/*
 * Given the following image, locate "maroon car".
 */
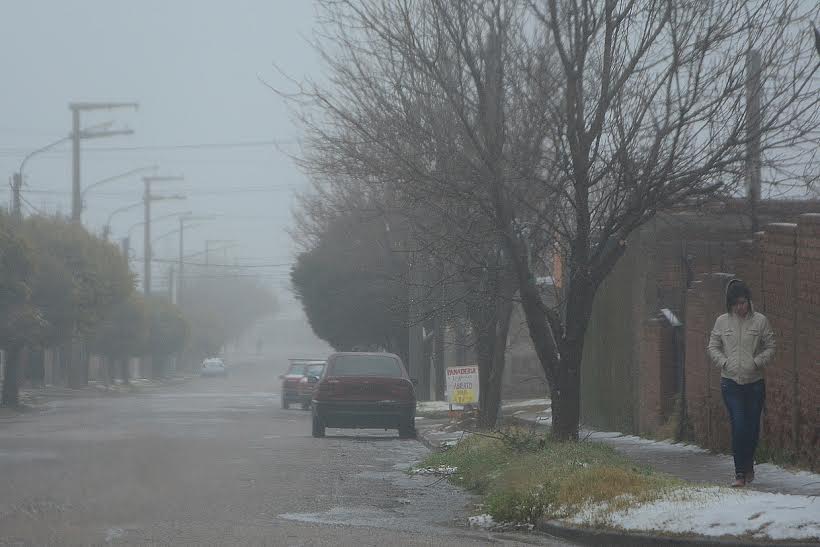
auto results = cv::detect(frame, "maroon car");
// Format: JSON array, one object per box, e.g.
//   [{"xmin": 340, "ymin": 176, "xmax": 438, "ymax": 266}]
[
  {"xmin": 297, "ymin": 362, "xmax": 326, "ymax": 410},
  {"xmin": 280, "ymin": 359, "xmax": 325, "ymax": 409},
  {"xmin": 311, "ymin": 352, "xmax": 416, "ymax": 438}
]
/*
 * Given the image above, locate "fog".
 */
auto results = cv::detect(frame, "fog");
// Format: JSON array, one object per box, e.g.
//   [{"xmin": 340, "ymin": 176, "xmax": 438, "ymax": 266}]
[{"xmin": 0, "ymin": 0, "xmax": 318, "ymax": 320}]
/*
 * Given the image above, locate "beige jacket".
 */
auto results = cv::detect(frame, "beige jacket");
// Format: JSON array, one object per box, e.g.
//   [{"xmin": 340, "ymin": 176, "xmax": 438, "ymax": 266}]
[{"xmin": 707, "ymin": 310, "xmax": 775, "ymax": 385}]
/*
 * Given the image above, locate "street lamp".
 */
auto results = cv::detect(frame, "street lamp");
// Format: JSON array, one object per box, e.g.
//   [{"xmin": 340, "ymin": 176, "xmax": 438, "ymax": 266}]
[
  {"xmin": 102, "ymin": 201, "xmax": 143, "ymax": 240},
  {"xmin": 10, "ymin": 121, "xmax": 122, "ymax": 218},
  {"xmin": 81, "ymin": 165, "xmax": 158, "ymax": 212}
]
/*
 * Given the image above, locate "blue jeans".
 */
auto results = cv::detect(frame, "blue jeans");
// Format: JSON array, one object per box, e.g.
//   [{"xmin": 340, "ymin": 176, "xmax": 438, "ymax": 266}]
[{"xmin": 720, "ymin": 378, "xmax": 765, "ymax": 477}]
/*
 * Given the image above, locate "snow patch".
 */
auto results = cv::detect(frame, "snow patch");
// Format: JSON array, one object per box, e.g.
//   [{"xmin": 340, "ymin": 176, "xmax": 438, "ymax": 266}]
[
  {"xmin": 468, "ymin": 514, "xmax": 496, "ymax": 528},
  {"xmin": 565, "ymin": 487, "xmax": 820, "ymax": 541},
  {"xmin": 410, "ymin": 465, "xmax": 458, "ymax": 476}
]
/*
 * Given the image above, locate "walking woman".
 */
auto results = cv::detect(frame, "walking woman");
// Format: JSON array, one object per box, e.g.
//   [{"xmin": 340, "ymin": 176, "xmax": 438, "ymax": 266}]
[{"xmin": 707, "ymin": 279, "xmax": 776, "ymax": 487}]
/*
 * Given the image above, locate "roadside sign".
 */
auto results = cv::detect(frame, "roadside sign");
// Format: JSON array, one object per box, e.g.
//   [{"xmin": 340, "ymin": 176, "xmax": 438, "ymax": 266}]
[{"xmin": 446, "ymin": 365, "xmax": 479, "ymax": 405}]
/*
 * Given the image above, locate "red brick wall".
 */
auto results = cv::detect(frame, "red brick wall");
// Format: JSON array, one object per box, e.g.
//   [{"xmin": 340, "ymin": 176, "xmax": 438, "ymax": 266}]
[
  {"xmin": 796, "ymin": 214, "xmax": 820, "ymax": 466},
  {"xmin": 760, "ymin": 223, "xmax": 799, "ymax": 455},
  {"xmin": 684, "ymin": 215, "xmax": 820, "ymax": 469},
  {"xmin": 684, "ymin": 274, "xmax": 733, "ymax": 451},
  {"xmin": 638, "ymin": 316, "xmax": 678, "ymax": 435},
  {"xmin": 639, "ymin": 318, "xmax": 663, "ymax": 434}
]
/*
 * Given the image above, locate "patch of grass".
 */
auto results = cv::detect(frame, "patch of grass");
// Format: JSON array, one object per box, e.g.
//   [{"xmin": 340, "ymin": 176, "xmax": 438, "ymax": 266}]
[{"xmin": 419, "ymin": 427, "xmax": 683, "ymax": 525}]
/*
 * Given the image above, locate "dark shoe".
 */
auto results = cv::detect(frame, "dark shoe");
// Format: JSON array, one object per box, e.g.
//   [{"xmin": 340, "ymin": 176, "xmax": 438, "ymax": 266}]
[{"xmin": 731, "ymin": 474, "xmax": 746, "ymax": 488}]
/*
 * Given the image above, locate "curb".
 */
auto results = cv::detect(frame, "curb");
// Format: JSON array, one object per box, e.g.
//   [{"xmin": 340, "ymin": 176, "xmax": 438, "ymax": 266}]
[
  {"xmin": 415, "ymin": 425, "xmax": 450, "ymax": 452},
  {"xmin": 535, "ymin": 519, "xmax": 819, "ymax": 547}
]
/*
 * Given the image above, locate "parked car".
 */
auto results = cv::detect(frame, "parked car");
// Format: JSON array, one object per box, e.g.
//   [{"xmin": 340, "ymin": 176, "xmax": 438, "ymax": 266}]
[
  {"xmin": 280, "ymin": 359, "xmax": 325, "ymax": 409},
  {"xmin": 200, "ymin": 357, "xmax": 227, "ymax": 377},
  {"xmin": 297, "ymin": 362, "xmax": 326, "ymax": 410},
  {"xmin": 311, "ymin": 352, "xmax": 416, "ymax": 438}
]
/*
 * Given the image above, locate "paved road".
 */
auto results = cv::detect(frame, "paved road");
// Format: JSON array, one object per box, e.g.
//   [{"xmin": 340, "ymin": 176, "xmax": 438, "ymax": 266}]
[{"xmin": 0, "ymin": 363, "xmax": 570, "ymax": 546}]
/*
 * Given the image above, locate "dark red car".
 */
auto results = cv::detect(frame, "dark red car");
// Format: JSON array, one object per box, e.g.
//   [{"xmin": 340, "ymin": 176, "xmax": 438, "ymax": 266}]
[
  {"xmin": 296, "ymin": 362, "xmax": 326, "ymax": 410},
  {"xmin": 280, "ymin": 359, "xmax": 325, "ymax": 409},
  {"xmin": 311, "ymin": 352, "xmax": 416, "ymax": 439}
]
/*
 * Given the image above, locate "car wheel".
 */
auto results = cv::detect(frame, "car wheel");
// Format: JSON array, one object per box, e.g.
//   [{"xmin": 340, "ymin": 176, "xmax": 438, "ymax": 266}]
[
  {"xmin": 398, "ymin": 420, "xmax": 416, "ymax": 439},
  {"xmin": 281, "ymin": 395, "xmax": 289, "ymax": 410},
  {"xmin": 300, "ymin": 400, "xmax": 311, "ymax": 410},
  {"xmin": 311, "ymin": 414, "xmax": 325, "ymax": 438}
]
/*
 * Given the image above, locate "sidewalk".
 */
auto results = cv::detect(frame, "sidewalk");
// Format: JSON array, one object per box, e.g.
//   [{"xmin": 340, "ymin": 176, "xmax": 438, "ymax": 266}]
[
  {"xmin": 415, "ymin": 399, "xmax": 820, "ymax": 544},
  {"xmin": 0, "ymin": 376, "xmax": 195, "ymax": 416},
  {"xmin": 508, "ymin": 404, "xmax": 820, "ymax": 497}
]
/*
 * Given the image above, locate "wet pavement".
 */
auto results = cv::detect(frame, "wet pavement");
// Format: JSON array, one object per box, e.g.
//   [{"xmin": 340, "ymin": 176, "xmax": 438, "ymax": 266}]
[{"xmin": 0, "ymin": 364, "xmax": 571, "ymax": 546}]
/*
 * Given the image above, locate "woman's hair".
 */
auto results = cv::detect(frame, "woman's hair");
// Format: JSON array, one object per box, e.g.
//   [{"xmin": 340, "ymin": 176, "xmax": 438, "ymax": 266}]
[{"xmin": 726, "ymin": 279, "xmax": 752, "ymax": 311}]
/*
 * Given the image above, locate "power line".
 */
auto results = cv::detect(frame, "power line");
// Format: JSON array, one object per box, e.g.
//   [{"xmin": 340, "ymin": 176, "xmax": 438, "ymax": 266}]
[
  {"xmin": 0, "ymin": 139, "xmax": 298, "ymax": 155},
  {"xmin": 25, "ymin": 185, "xmax": 299, "ymax": 197}
]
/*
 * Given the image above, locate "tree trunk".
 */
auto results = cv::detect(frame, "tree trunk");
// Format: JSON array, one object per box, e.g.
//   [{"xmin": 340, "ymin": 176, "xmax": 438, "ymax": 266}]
[
  {"xmin": 102, "ymin": 355, "xmax": 111, "ymax": 387},
  {"xmin": 475, "ymin": 333, "xmax": 496, "ymax": 427},
  {"xmin": 120, "ymin": 359, "xmax": 130, "ymax": 385},
  {"xmin": 417, "ymin": 326, "xmax": 432, "ymax": 401},
  {"xmin": 473, "ymin": 270, "xmax": 515, "ymax": 429},
  {"xmin": 550, "ymin": 339, "xmax": 583, "ymax": 441},
  {"xmin": 433, "ymin": 319, "xmax": 446, "ymax": 400},
  {"xmin": 1, "ymin": 345, "xmax": 23, "ymax": 407},
  {"xmin": 67, "ymin": 337, "xmax": 86, "ymax": 389},
  {"xmin": 454, "ymin": 317, "xmax": 467, "ymax": 367}
]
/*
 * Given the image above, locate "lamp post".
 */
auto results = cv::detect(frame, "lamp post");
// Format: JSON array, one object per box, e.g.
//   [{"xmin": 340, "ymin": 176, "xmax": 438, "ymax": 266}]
[{"xmin": 81, "ymin": 165, "xmax": 157, "ymax": 215}]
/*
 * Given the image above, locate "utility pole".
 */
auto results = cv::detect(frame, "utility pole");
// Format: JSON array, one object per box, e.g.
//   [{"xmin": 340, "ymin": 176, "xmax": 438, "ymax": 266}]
[
  {"xmin": 205, "ymin": 239, "xmax": 236, "ymax": 266},
  {"xmin": 142, "ymin": 175, "xmax": 184, "ymax": 295},
  {"xmin": 69, "ymin": 101, "xmax": 138, "ymax": 223},
  {"xmin": 168, "ymin": 266, "xmax": 175, "ymax": 303},
  {"xmin": 178, "ymin": 215, "xmax": 215, "ymax": 308},
  {"xmin": 11, "ymin": 173, "xmax": 22, "ymax": 219},
  {"xmin": 121, "ymin": 237, "xmax": 130, "ymax": 262},
  {"xmin": 746, "ymin": 50, "xmax": 762, "ymax": 232}
]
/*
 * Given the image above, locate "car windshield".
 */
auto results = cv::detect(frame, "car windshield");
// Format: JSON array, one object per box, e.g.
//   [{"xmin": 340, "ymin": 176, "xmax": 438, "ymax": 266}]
[
  {"xmin": 287, "ymin": 364, "xmax": 307, "ymax": 375},
  {"xmin": 305, "ymin": 364, "xmax": 324, "ymax": 377},
  {"xmin": 331, "ymin": 355, "xmax": 403, "ymax": 377}
]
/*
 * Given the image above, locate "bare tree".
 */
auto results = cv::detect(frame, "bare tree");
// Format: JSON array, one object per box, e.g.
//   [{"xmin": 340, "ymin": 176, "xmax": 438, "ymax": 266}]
[
  {"xmin": 280, "ymin": 0, "xmax": 818, "ymax": 438},
  {"xmin": 503, "ymin": 0, "xmax": 820, "ymax": 439}
]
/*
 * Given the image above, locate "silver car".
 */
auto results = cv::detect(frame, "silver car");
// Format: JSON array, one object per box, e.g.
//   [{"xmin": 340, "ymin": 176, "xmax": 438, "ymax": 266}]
[{"xmin": 200, "ymin": 357, "xmax": 228, "ymax": 377}]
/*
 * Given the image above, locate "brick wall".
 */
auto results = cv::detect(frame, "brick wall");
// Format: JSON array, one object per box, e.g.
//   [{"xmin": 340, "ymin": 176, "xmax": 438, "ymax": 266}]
[
  {"xmin": 683, "ymin": 215, "xmax": 820, "ymax": 469},
  {"xmin": 796, "ymin": 214, "xmax": 820, "ymax": 465},
  {"xmin": 760, "ymin": 223, "xmax": 799, "ymax": 454}
]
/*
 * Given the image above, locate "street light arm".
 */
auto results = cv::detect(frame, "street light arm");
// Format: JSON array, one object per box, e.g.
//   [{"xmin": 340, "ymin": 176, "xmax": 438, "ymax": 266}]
[
  {"xmin": 106, "ymin": 201, "xmax": 143, "ymax": 227},
  {"xmin": 19, "ymin": 136, "xmax": 71, "ymax": 176},
  {"xmin": 69, "ymin": 102, "xmax": 139, "ymax": 111},
  {"xmin": 127, "ymin": 210, "xmax": 192, "ymax": 239},
  {"xmin": 153, "ymin": 224, "xmax": 203, "ymax": 245},
  {"xmin": 82, "ymin": 165, "xmax": 158, "ymax": 200},
  {"xmin": 78, "ymin": 128, "xmax": 134, "ymax": 140}
]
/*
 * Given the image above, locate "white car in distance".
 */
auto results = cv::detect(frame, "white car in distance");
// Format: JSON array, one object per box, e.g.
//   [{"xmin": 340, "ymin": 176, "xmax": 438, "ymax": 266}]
[{"xmin": 200, "ymin": 357, "xmax": 228, "ymax": 378}]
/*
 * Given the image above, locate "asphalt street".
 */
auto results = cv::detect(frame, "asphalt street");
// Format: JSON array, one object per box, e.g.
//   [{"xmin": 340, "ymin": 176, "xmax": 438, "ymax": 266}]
[{"xmin": 0, "ymin": 362, "xmax": 571, "ymax": 546}]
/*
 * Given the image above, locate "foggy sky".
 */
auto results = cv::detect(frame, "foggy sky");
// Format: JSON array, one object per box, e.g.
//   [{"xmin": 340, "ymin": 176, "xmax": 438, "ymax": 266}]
[{"xmin": 0, "ymin": 1, "xmax": 319, "ymax": 317}]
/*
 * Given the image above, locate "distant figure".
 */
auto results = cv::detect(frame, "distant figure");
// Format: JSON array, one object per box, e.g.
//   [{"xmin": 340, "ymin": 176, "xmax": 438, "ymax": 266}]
[{"xmin": 707, "ymin": 279, "xmax": 775, "ymax": 488}]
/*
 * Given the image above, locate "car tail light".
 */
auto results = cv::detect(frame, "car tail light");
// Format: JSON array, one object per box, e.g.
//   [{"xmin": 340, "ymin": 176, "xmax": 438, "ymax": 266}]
[{"xmin": 389, "ymin": 383, "xmax": 411, "ymax": 398}]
